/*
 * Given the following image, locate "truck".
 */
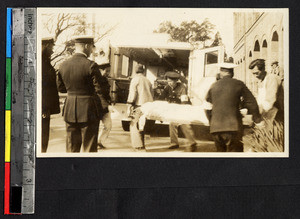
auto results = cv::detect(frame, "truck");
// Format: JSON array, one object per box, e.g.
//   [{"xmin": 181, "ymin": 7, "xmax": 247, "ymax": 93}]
[{"xmin": 100, "ymin": 36, "xmax": 227, "ymax": 135}]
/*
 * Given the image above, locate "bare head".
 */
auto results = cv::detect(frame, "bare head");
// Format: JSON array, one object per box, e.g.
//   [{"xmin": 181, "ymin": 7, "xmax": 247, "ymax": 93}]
[{"xmin": 249, "ymin": 59, "xmax": 266, "ymax": 80}]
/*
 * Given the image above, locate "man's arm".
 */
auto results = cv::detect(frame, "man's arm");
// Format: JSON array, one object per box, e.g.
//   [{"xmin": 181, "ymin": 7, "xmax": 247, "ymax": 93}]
[
  {"xmin": 90, "ymin": 62, "xmax": 110, "ymax": 113},
  {"xmin": 180, "ymin": 84, "xmax": 190, "ymax": 104},
  {"xmin": 56, "ymin": 71, "xmax": 67, "ymax": 93},
  {"xmin": 204, "ymin": 88, "xmax": 212, "ymax": 122},
  {"xmin": 241, "ymin": 82, "xmax": 262, "ymax": 123},
  {"xmin": 127, "ymin": 78, "xmax": 137, "ymax": 105}
]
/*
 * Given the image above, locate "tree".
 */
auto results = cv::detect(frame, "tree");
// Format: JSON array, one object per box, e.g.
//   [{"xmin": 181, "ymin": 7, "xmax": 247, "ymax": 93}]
[
  {"xmin": 42, "ymin": 13, "xmax": 118, "ymax": 68},
  {"xmin": 210, "ymin": 31, "xmax": 223, "ymax": 47},
  {"xmin": 154, "ymin": 19, "xmax": 215, "ymax": 47}
]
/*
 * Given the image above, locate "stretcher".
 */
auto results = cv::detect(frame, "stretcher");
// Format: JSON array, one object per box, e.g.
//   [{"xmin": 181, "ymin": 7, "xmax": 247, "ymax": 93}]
[{"xmin": 139, "ymin": 101, "xmax": 254, "ymax": 127}]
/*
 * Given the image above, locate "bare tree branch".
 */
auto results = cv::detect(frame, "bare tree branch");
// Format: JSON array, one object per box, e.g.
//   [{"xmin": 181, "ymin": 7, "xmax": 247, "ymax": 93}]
[{"xmin": 51, "ymin": 44, "xmax": 68, "ymax": 61}]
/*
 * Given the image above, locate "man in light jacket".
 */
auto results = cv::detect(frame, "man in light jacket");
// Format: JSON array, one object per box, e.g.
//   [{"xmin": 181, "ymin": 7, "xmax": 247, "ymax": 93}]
[{"xmin": 127, "ymin": 64, "xmax": 154, "ymax": 150}]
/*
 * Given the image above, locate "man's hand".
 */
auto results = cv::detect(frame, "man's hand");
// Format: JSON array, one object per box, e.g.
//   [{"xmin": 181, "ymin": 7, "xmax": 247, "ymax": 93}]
[
  {"xmin": 255, "ymin": 120, "xmax": 265, "ymax": 129},
  {"xmin": 126, "ymin": 104, "xmax": 133, "ymax": 118}
]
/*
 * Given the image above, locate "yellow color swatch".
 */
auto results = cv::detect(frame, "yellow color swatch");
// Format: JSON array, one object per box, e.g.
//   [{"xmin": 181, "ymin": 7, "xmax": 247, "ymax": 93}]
[{"xmin": 5, "ymin": 110, "xmax": 11, "ymax": 162}]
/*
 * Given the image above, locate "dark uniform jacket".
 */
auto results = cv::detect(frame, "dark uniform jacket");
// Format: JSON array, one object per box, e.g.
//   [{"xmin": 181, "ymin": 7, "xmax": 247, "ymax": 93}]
[
  {"xmin": 206, "ymin": 76, "xmax": 261, "ymax": 133},
  {"xmin": 42, "ymin": 54, "xmax": 60, "ymax": 115},
  {"xmin": 160, "ymin": 82, "xmax": 189, "ymax": 104},
  {"xmin": 57, "ymin": 53, "xmax": 104, "ymax": 123},
  {"xmin": 98, "ymin": 76, "xmax": 111, "ymax": 114}
]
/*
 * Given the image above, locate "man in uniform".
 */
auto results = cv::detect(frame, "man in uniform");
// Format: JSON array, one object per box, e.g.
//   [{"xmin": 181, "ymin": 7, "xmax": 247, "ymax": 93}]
[
  {"xmin": 249, "ymin": 59, "xmax": 284, "ymax": 122},
  {"xmin": 206, "ymin": 63, "xmax": 262, "ymax": 152},
  {"xmin": 57, "ymin": 36, "xmax": 104, "ymax": 152},
  {"xmin": 97, "ymin": 63, "xmax": 112, "ymax": 149},
  {"xmin": 160, "ymin": 71, "xmax": 197, "ymax": 151},
  {"xmin": 127, "ymin": 64, "xmax": 154, "ymax": 150},
  {"xmin": 42, "ymin": 37, "xmax": 60, "ymax": 152}
]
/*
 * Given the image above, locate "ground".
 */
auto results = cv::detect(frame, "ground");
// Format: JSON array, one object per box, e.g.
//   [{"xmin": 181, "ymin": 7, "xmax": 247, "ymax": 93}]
[{"xmin": 46, "ymin": 104, "xmax": 218, "ymax": 154}]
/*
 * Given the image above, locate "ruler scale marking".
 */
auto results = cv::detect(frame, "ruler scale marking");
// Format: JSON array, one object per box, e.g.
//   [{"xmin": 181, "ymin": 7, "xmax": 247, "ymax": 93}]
[
  {"xmin": 11, "ymin": 9, "xmax": 25, "ymax": 198},
  {"xmin": 21, "ymin": 8, "xmax": 36, "ymax": 214}
]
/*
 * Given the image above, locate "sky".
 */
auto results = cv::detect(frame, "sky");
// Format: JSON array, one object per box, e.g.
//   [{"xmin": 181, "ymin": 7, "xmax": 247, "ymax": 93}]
[{"xmin": 39, "ymin": 8, "xmax": 235, "ymax": 55}]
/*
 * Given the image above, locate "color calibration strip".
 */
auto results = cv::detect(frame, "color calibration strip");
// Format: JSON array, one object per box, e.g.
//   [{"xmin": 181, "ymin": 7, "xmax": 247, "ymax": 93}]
[
  {"xmin": 5, "ymin": 7, "xmax": 12, "ymax": 215},
  {"xmin": 4, "ymin": 8, "xmax": 37, "ymax": 215}
]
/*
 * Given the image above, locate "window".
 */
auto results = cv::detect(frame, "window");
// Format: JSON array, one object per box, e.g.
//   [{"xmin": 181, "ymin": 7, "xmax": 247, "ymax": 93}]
[
  {"xmin": 205, "ymin": 51, "xmax": 218, "ymax": 65},
  {"xmin": 204, "ymin": 51, "xmax": 219, "ymax": 77},
  {"xmin": 272, "ymin": 31, "xmax": 279, "ymax": 41},
  {"xmin": 121, "ymin": 55, "xmax": 129, "ymax": 77},
  {"xmin": 254, "ymin": 40, "xmax": 260, "ymax": 51}
]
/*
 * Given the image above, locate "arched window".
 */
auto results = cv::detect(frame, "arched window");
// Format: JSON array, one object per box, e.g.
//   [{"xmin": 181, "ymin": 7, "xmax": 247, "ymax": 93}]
[
  {"xmin": 262, "ymin": 40, "xmax": 267, "ymax": 47},
  {"xmin": 271, "ymin": 31, "xmax": 279, "ymax": 63},
  {"xmin": 254, "ymin": 40, "xmax": 260, "ymax": 51},
  {"xmin": 272, "ymin": 31, "xmax": 279, "ymax": 41},
  {"xmin": 253, "ymin": 40, "xmax": 260, "ymax": 59},
  {"xmin": 261, "ymin": 39, "xmax": 268, "ymax": 60},
  {"xmin": 249, "ymin": 51, "xmax": 252, "ymax": 57}
]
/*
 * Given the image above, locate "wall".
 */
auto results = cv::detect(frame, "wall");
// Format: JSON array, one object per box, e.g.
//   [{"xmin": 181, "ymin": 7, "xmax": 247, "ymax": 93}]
[{"xmin": 233, "ymin": 12, "xmax": 285, "ymax": 96}]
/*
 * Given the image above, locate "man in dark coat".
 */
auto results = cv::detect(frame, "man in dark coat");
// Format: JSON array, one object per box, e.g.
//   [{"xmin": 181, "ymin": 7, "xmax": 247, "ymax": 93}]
[
  {"xmin": 97, "ymin": 63, "xmax": 112, "ymax": 149},
  {"xmin": 206, "ymin": 63, "xmax": 262, "ymax": 152},
  {"xmin": 42, "ymin": 37, "xmax": 60, "ymax": 153},
  {"xmin": 160, "ymin": 71, "xmax": 197, "ymax": 151},
  {"xmin": 57, "ymin": 36, "xmax": 104, "ymax": 152}
]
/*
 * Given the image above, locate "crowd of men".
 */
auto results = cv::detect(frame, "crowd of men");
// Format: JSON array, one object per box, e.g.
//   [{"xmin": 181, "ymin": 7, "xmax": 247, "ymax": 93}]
[{"xmin": 42, "ymin": 35, "xmax": 284, "ymax": 153}]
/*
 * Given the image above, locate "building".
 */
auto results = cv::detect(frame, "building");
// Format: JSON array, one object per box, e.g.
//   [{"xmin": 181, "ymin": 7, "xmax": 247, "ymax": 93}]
[{"xmin": 233, "ymin": 11, "xmax": 286, "ymax": 96}]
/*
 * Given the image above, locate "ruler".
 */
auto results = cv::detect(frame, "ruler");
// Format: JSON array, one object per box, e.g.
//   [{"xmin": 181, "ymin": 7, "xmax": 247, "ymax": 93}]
[
  {"xmin": 4, "ymin": 8, "xmax": 36, "ymax": 215},
  {"xmin": 22, "ymin": 8, "xmax": 37, "ymax": 214}
]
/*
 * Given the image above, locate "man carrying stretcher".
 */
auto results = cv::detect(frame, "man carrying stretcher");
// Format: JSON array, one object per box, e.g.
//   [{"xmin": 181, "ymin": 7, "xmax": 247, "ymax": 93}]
[{"xmin": 159, "ymin": 71, "xmax": 197, "ymax": 152}]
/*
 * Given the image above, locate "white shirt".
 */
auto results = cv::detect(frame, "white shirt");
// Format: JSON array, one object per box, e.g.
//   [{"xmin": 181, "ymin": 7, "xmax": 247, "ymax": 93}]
[{"xmin": 257, "ymin": 73, "xmax": 281, "ymax": 113}]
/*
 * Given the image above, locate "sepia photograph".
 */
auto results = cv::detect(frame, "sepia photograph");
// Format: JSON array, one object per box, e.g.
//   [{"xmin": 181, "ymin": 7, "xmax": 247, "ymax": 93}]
[{"xmin": 36, "ymin": 8, "xmax": 289, "ymax": 157}]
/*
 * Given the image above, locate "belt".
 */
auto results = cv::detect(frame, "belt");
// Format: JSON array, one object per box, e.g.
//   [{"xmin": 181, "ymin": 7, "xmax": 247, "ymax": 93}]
[{"xmin": 67, "ymin": 93, "xmax": 94, "ymax": 97}]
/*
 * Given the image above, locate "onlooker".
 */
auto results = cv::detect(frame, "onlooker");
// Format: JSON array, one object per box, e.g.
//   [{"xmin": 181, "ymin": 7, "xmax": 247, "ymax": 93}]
[
  {"xmin": 206, "ymin": 63, "xmax": 261, "ymax": 152},
  {"xmin": 249, "ymin": 59, "xmax": 284, "ymax": 122},
  {"xmin": 42, "ymin": 37, "xmax": 60, "ymax": 153},
  {"xmin": 271, "ymin": 61, "xmax": 284, "ymax": 81},
  {"xmin": 160, "ymin": 71, "xmax": 197, "ymax": 151},
  {"xmin": 57, "ymin": 36, "xmax": 105, "ymax": 152},
  {"xmin": 97, "ymin": 63, "xmax": 112, "ymax": 149},
  {"xmin": 127, "ymin": 64, "xmax": 154, "ymax": 150}
]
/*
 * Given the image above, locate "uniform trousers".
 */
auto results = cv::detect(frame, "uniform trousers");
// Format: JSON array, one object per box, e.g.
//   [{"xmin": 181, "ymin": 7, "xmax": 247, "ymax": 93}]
[
  {"xmin": 42, "ymin": 117, "xmax": 50, "ymax": 153},
  {"xmin": 211, "ymin": 131, "xmax": 243, "ymax": 152},
  {"xmin": 98, "ymin": 111, "xmax": 112, "ymax": 145},
  {"xmin": 66, "ymin": 120, "xmax": 99, "ymax": 152},
  {"xmin": 169, "ymin": 123, "xmax": 196, "ymax": 146}
]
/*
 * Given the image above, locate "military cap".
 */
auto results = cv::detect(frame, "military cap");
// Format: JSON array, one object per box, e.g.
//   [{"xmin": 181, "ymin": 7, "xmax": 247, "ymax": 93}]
[
  {"xmin": 218, "ymin": 62, "xmax": 238, "ymax": 69},
  {"xmin": 72, "ymin": 35, "xmax": 95, "ymax": 44},
  {"xmin": 165, "ymin": 71, "xmax": 180, "ymax": 80},
  {"xmin": 135, "ymin": 64, "xmax": 145, "ymax": 73},
  {"xmin": 42, "ymin": 37, "xmax": 54, "ymax": 44},
  {"xmin": 271, "ymin": 61, "xmax": 279, "ymax": 65}
]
